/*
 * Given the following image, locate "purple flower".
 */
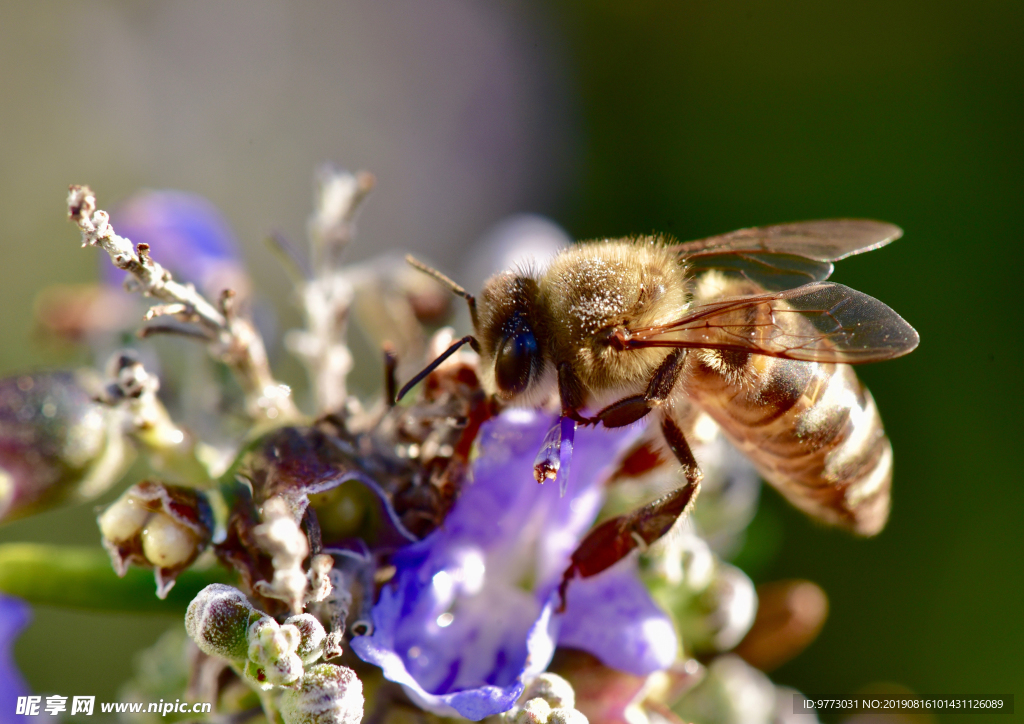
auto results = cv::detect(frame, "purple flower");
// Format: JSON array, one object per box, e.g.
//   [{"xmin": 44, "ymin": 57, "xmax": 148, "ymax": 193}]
[
  {"xmin": 351, "ymin": 410, "xmax": 678, "ymax": 720},
  {"xmin": 107, "ymin": 190, "xmax": 248, "ymax": 301},
  {"xmin": 0, "ymin": 595, "xmax": 32, "ymax": 720}
]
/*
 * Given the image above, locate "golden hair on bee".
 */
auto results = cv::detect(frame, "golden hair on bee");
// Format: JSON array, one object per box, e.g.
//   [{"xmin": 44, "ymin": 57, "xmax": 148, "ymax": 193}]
[
  {"xmin": 529, "ymin": 237, "xmax": 689, "ymax": 409},
  {"xmin": 401, "ymin": 219, "xmax": 918, "ymax": 600}
]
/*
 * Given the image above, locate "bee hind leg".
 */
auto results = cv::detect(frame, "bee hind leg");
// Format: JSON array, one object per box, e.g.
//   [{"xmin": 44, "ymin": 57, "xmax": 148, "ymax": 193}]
[
  {"xmin": 556, "ymin": 414, "xmax": 701, "ymax": 612},
  {"xmin": 592, "ymin": 349, "xmax": 686, "ymax": 428}
]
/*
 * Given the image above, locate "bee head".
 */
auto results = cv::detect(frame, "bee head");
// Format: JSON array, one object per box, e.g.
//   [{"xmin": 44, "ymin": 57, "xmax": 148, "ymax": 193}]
[{"xmin": 477, "ymin": 273, "xmax": 550, "ymax": 403}]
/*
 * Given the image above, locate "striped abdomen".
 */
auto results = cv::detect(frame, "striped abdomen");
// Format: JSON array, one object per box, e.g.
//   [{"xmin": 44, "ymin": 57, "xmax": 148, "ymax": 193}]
[{"xmin": 684, "ymin": 345, "xmax": 892, "ymax": 536}]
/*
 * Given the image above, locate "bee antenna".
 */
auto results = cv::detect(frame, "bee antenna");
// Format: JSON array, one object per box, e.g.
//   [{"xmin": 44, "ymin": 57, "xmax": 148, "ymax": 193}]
[
  {"xmin": 396, "ymin": 335, "xmax": 481, "ymax": 402},
  {"xmin": 405, "ymin": 255, "xmax": 478, "ymax": 329}
]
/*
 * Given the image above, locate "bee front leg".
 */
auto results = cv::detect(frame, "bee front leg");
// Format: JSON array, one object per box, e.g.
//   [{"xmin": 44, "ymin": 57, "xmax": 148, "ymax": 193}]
[
  {"xmin": 557, "ymin": 361, "xmax": 591, "ymax": 424},
  {"xmin": 556, "ymin": 414, "xmax": 701, "ymax": 612},
  {"xmin": 592, "ymin": 349, "xmax": 686, "ymax": 428}
]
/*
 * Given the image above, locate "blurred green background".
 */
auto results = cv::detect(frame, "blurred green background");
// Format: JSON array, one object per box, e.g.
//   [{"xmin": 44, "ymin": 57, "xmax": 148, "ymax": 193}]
[
  {"xmin": 554, "ymin": 0, "xmax": 1022, "ymax": 717},
  {"xmin": 1, "ymin": 1, "xmax": 1020, "ymax": 721}
]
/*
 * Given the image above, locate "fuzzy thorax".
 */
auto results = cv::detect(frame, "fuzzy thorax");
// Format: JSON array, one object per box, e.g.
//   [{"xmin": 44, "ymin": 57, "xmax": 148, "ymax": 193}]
[{"xmin": 539, "ymin": 239, "xmax": 689, "ymax": 407}]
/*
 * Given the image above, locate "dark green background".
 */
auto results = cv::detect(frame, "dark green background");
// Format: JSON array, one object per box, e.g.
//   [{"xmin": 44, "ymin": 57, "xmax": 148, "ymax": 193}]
[
  {"xmin": 554, "ymin": 1, "xmax": 1023, "ymax": 720},
  {"xmin": 1, "ymin": 2, "xmax": 1021, "ymax": 721}
]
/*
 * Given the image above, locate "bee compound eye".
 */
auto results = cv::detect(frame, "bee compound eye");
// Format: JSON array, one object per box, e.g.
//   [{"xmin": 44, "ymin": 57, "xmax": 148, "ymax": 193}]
[{"xmin": 494, "ymin": 328, "xmax": 539, "ymax": 395}]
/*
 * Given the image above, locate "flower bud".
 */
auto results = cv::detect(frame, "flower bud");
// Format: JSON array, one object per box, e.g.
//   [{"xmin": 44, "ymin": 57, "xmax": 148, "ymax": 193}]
[
  {"xmin": 522, "ymin": 673, "xmax": 576, "ymax": 710},
  {"xmin": 285, "ymin": 613, "xmax": 327, "ymax": 665},
  {"xmin": 679, "ymin": 534, "xmax": 715, "ymax": 591},
  {"xmin": 510, "ymin": 698, "xmax": 551, "ymax": 724},
  {"xmin": 141, "ymin": 512, "xmax": 198, "ymax": 568},
  {"xmin": 98, "ymin": 481, "xmax": 213, "ymax": 598},
  {"xmin": 679, "ymin": 563, "xmax": 757, "ymax": 655},
  {"xmin": 504, "ymin": 676, "xmax": 589, "ymax": 724},
  {"xmin": 97, "ymin": 493, "xmax": 150, "ymax": 543},
  {"xmin": 185, "ymin": 584, "xmax": 256, "ymax": 663},
  {"xmin": 505, "ymin": 698, "xmax": 591, "ymax": 724},
  {"xmin": 674, "ymin": 655, "xmax": 777, "ymax": 724},
  {"xmin": 246, "ymin": 617, "xmax": 304, "ymax": 687},
  {"xmin": 0, "ymin": 371, "xmax": 129, "ymax": 523},
  {"xmin": 281, "ymin": 664, "xmax": 364, "ymax": 724},
  {"xmin": 547, "ymin": 708, "xmax": 589, "ymax": 724}
]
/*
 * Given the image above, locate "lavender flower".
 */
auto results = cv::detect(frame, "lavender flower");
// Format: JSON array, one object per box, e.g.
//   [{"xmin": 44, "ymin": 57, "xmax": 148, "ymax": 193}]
[
  {"xmin": 0, "ymin": 595, "xmax": 31, "ymax": 718},
  {"xmin": 107, "ymin": 190, "xmax": 249, "ymax": 302},
  {"xmin": 351, "ymin": 409, "xmax": 678, "ymax": 720}
]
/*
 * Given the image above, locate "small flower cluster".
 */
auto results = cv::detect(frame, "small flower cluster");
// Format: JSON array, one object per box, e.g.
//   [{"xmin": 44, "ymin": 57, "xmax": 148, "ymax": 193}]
[
  {"xmin": 0, "ymin": 169, "xmax": 835, "ymax": 724},
  {"xmin": 185, "ymin": 582, "xmax": 362, "ymax": 723}
]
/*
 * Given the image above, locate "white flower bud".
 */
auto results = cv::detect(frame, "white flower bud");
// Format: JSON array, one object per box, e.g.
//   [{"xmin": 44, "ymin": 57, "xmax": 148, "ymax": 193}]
[
  {"xmin": 706, "ymin": 564, "xmax": 757, "ymax": 651},
  {"xmin": 518, "ymin": 699, "xmax": 551, "ymax": 724},
  {"xmin": 285, "ymin": 613, "xmax": 327, "ymax": 665},
  {"xmin": 675, "ymin": 655, "xmax": 776, "ymax": 724},
  {"xmin": 140, "ymin": 512, "xmax": 198, "ymax": 568},
  {"xmin": 98, "ymin": 481, "xmax": 212, "ymax": 597},
  {"xmin": 185, "ymin": 584, "xmax": 255, "ymax": 663},
  {"xmin": 281, "ymin": 663, "xmax": 364, "ymax": 724},
  {"xmin": 247, "ymin": 617, "xmax": 304, "ymax": 686},
  {"xmin": 685, "ymin": 563, "xmax": 757, "ymax": 654},
  {"xmin": 522, "ymin": 673, "xmax": 576, "ymax": 710},
  {"xmin": 680, "ymin": 535, "xmax": 715, "ymax": 591},
  {"xmin": 548, "ymin": 708, "xmax": 588, "ymax": 724},
  {"xmin": 97, "ymin": 494, "xmax": 150, "ymax": 543},
  {"xmin": 504, "ymin": 696, "xmax": 589, "ymax": 724}
]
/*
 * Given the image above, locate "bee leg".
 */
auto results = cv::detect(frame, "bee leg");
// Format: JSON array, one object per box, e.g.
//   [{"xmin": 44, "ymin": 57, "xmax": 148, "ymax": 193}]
[
  {"xmin": 556, "ymin": 414, "xmax": 701, "ymax": 612},
  {"xmin": 557, "ymin": 362, "xmax": 592, "ymax": 424},
  {"xmin": 593, "ymin": 349, "xmax": 686, "ymax": 428}
]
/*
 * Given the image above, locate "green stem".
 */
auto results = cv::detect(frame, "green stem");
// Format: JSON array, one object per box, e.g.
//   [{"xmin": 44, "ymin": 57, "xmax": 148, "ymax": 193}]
[{"xmin": 0, "ymin": 543, "xmax": 230, "ymax": 613}]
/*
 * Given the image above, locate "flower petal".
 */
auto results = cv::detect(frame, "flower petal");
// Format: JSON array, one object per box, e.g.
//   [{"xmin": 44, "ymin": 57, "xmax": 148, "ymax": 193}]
[
  {"xmin": 351, "ymin": 585, "xmax": 556, "ymax": 719},
  {"xmin": 108, "ymin": 190, "xmax": 247, "ymax": 300},
  {"xmin": 0, "ymin": 595, "xmax": 32, "ymax": 714},
  {"xmin": 556, "ymin": 559, "xmax": 678, "ymax": 676},
  {"xmin": 353, "ymin": 410, "xmax": 645, "ymax": 719}
]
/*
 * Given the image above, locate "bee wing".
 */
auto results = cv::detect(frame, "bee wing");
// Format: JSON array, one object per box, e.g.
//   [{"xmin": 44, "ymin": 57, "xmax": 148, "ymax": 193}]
[
  {"xmin": 623, "ymin": 282, "xmax": 919, "ymax": 363},
  {"xmin": 673, "ymin": 219, "xmax": 903, "ymax": 290}
]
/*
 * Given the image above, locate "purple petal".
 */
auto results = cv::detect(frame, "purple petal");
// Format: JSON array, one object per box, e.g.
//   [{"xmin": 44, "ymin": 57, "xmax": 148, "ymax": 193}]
[
  {"xmin": 556, "ymin": 560, "xmax": 678, "ymax": 676},
  {"xmin": 351, "ymin": 586, "xmax": 556, "ymax": 719},
  {"xmin": 352, "ymin": 410, "xmax": 659, "ymax": 719},
  {"xmin": 107, "ymin": 190, "xmax": 247, "ymax": 300},
  {"xmin": 0, "ymin": 595, "xmax": 32, "ymax": 715}
]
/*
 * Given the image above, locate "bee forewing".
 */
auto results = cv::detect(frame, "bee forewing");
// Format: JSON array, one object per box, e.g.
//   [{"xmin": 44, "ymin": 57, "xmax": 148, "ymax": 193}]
[
  {"xmin": 686, "ymin": 251, "xmax": 836, "ymax": 290},
  {"xmin": 674, "ymin": 219, "xmax": 903, "ymax": 261},
  {"xmin": 628, "ymin": 282, "xmax": 919, "ymax": 363}
]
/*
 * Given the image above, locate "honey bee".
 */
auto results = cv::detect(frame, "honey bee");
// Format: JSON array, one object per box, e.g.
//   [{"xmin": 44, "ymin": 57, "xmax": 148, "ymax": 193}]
[{"xmin": 400, "ymin": 220, "xmax": 918, "ymax": 599}]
